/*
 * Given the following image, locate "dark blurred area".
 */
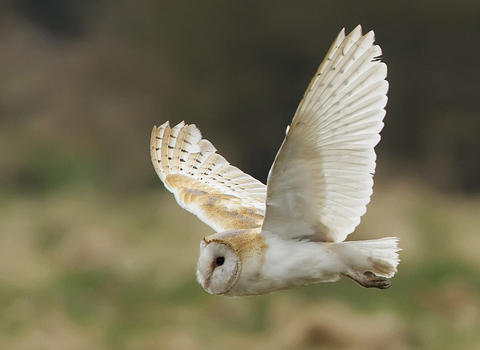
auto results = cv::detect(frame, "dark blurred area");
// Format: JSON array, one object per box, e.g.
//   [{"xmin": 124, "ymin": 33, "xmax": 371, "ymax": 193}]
[{"xmin": 1, "ymin": 0, "xmax": 480, "ymax": 193}]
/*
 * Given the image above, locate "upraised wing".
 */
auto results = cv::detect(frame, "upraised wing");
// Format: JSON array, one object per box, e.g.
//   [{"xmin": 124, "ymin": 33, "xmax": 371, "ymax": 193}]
[
  {"xmin": 262, "ymin": 25, "xmax": 388, "ymax": 242},
  {"xmin": 151, "ymin": 122, "xmax": 267, "ymax": 232}
]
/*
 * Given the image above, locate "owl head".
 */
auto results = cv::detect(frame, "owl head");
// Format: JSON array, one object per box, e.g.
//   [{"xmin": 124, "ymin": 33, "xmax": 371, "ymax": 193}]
[
  {"xmin": 196, "ymin": 239, "xmax": 241, "ymax": 295},
  {"xmin": 196, "ymin": 229, "xmax": 268, "ymax": 295}
]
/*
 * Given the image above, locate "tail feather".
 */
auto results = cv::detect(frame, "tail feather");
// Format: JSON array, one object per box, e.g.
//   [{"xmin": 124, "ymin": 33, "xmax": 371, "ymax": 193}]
[{"xmin": 341, "ymin": 237, "xmax": 400, "ymax": 278}]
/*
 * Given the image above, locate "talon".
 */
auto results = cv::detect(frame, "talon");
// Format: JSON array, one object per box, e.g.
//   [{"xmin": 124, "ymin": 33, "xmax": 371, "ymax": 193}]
[
  {"xmin": 362, "ymin": 271, "xmax": 391, "ymax": 289},
  {"xmin": 343, "ymin": 270, "xmax": 391, "ymax": 290}
]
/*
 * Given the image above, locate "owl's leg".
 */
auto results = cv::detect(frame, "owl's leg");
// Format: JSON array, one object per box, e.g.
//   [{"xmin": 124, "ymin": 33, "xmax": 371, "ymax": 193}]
[{"xmin": 342, "ymin": 270, "xmax": 391, "ymax": 289}]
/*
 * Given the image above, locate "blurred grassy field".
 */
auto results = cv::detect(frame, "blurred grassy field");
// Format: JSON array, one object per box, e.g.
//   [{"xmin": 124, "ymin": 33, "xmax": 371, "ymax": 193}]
[{"xmin": 1, "ymin": 178, "xmax": 480, "ymax": 350}]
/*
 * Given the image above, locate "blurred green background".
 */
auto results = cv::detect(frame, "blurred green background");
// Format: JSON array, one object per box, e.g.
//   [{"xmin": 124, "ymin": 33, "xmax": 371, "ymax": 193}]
[{"xmin": 1, "ymin": 1, "xmax": 480, "ymax": 349}]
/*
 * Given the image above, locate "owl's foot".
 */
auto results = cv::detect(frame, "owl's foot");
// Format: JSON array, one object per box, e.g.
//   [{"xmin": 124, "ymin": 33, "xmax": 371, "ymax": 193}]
[{"xmin": 343, "ymin": 270, "xmax": 391, "ymax": 289}]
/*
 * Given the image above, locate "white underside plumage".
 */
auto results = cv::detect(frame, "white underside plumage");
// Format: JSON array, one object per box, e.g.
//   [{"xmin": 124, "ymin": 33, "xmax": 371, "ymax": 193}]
[{"xmin": 224, "ymin": 234, "xmax": 400, "ymax": 296}]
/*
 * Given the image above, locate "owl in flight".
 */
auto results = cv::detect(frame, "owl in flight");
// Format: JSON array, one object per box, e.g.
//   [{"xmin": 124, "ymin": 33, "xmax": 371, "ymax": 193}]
[{"xmin": 151, "ymin": 25, "xmax": 400, "ymax": 296}]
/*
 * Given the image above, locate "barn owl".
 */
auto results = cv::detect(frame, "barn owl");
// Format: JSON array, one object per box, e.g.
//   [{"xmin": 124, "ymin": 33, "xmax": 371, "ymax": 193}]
[{"xmin": 151, "ymin": 25, "xmax": 400, "ymax": 296}]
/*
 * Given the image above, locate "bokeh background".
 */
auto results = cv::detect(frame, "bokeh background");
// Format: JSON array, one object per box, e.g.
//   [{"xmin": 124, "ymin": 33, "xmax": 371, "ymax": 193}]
[{"xmin": 1, "ymin": 1, "xmax": 480, "ymax": 349}]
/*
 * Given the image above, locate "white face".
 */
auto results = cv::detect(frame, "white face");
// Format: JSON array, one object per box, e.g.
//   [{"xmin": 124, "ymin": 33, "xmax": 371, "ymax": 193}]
[{"xmin": 196, "ymin": 241, "xmax": 240, "ymax": 295}]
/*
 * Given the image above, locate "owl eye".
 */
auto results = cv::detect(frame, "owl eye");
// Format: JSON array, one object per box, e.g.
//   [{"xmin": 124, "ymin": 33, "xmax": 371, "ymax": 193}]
[{"xmin": 215, "ymin": 256, "xmax": 225, "ymax": 266}]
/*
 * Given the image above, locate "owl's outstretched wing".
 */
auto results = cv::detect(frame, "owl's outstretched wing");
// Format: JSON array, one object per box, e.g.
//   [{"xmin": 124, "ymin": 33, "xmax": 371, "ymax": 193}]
[
  {"xmin": 262, "ymin": 25, "xmax": 388, "ymax": 243},
  {"xmin": 151, "ymin": 122, "xmax": 267, "ymax": 232}
]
